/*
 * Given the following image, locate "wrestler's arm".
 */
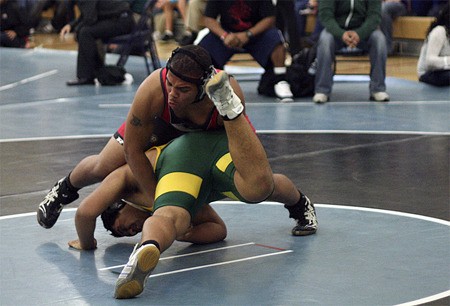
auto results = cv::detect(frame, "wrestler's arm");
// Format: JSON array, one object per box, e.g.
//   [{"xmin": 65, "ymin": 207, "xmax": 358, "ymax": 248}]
[
  {"xmin": 177, "ymin": 204, "xmax": 227, "ymax": 244},
  {"xmin": 124, "ymin": 69, "xmax": 164, "ymax": 202},
  {"xmin": 69, "ymin": 164, "xmax": 139, "ymax": 250}
]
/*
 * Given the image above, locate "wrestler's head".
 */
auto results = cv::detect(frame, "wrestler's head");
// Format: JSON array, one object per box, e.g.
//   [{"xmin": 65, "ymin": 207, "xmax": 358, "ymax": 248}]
[
  {"xmin": 101, "ymin": 200, "xmax": 151, "ymax": 237},
  {"xmin": 166, "ymin": 45, "xmax": 215, "ymax": 102}
]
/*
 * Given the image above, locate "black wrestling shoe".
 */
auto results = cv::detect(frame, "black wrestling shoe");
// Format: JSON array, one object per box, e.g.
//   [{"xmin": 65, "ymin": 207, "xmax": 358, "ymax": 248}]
[
  {"xmin": 37, "ymin": 177, "xmax": 79, "ymax": 228},
  {"xmin": 284, "ymin": 193, "xmax": 318, "ymax": 236}
]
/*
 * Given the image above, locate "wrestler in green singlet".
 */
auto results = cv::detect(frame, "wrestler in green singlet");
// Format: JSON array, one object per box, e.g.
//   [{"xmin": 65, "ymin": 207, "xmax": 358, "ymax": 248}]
[{"xmin": 152, "ymin": 130, "xmax": 249, "ymax": 218}]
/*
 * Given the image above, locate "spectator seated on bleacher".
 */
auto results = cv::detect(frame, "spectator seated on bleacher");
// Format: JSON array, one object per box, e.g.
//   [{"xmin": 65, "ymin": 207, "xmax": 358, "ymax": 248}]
[
  {"xmin": 0, "ymin": 0, "xmax": 31, "ymax": 48},
  {"xmin": 313, "ymin": 0, "xmax": 389, "ymax": 103},
  {"xmin": 417, "ymin": 5, "xmax": 450, "ymax": 87},
  {"xmin": 60, "ymin": 0, "xmax": 135, "ymax": 86},
  {"xmin": 198, "ymin": 0, "xmax": 294, "ymax": 102}
]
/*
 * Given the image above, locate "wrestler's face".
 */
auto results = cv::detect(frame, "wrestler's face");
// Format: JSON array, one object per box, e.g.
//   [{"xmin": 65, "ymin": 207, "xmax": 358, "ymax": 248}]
[
  {"xmin": 112, "ymin": 208, "xmax": 145, "ymax": 237},
  {"xmin": 166, "ymin": 71, "xmax": 199, "ymax": 111}
]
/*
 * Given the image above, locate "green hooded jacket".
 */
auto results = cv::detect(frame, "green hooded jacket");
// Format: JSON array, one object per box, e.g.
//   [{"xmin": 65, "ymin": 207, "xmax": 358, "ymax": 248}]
[{"xmin": 319, "ymin": 0, "xmax": 382, "ymax": 41}]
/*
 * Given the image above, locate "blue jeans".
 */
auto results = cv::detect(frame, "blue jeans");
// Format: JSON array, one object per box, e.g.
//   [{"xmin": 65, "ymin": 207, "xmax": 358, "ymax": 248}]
[
  {"xmin": 315, "ymin": 29, "xmax": 388, "ymax": 96},
  {"xmin": 381, "ymin": 1, "xmax": 407, "ymax": 54}
]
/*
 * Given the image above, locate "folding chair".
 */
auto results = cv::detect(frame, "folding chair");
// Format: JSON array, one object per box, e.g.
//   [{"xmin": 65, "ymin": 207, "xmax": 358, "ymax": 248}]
[{"xmin": 107, "ymin": 0, "xmax": 161, "ymax": 75}]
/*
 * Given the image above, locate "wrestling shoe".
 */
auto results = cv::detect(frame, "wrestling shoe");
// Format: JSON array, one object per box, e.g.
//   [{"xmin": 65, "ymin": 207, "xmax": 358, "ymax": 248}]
[
  {"xmin": 37, "ymin": 177, "xmax": 79, "ymax": 228},
  {"xmin": 284, "ymin": 193, "xmax": 318, "ymax": 236},
  {"xmin": 114, "ymin": 243, "xmax": 160, "ymax": 299},
  {"xmin": 205, "ymin": 70, "xmax": 244, "ymax": 120}
]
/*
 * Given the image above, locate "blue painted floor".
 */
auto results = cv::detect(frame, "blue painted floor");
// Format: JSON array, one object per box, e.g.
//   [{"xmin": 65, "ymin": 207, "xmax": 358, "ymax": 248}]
[{"xmin": 0, "ymin": 48, "xmax": 449, "ymax": 305}]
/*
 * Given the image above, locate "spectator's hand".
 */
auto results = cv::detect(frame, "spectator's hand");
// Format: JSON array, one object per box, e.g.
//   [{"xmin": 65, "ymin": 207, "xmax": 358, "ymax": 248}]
[
  {"xmin": 5, "ymin": 30, "xmax": 17, "ymax": 40},
  {"xmin": 235, "ymin": 32, "xmax": 249, "ymax": 48},
  {"xmin": 68, "ymin": 239, "xmax": 97, "ymax": 250},
  {"xmin": 223, "ymin": 32, "xmax": 242, "ymax": 48},
  {"xmin": 309, "ymin": 0, "xmax": 318, "ymax": 14},
  {"xmin": 60, "ymin": 24, "xmax": 71, "ymax": 40},
  {"xmin": 342, "ymin": 31, "xmax": 360, "ymax": 48}
]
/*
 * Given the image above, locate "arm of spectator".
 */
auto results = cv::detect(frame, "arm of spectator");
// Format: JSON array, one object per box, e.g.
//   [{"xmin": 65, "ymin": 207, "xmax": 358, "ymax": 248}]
[
  {"xmin": 60, "ymin": 24, "xmax": 71, "ymax": 39},
  {"xmin": 203, "ymin": 16, "xmax": 239, "ymax": 48},
  {"xmin": 425, "ymin": 26, "xmax": 450, "ymax": 71},
  {"xmin": 319, "ymin": 0, "xmax": 346, "ymax": 39},
  {"xmin": 353, "ymin": 0, "xmax": 382, "ymax": 40},
  {"xmin": 234, "ymin": 16, "xmax": 275, "ymax": 48}
]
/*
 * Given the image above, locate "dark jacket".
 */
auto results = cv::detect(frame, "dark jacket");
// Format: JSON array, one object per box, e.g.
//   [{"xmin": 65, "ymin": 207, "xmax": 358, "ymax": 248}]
[
  {"xmin": 0, "ymin": 0, "xmax": 29, "ymax": 38},
  {"xmin": 70, "ymin": 0, "xmax": 130, "ymax": 32},
  {"xmin": 319, "ymin": 0, "xmax": 381, "ymax": 40}
]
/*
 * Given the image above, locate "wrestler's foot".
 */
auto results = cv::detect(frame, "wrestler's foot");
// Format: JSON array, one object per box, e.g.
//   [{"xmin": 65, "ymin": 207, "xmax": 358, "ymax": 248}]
[
  {"xmin": 205, "ymin": 70, "xmax": 244, "ymax": 120},
  {"xmin": 284, "ymin": 193, "xmax": 318, "ymax": 236},
  {"xmin": 37, "ymin": 177, "xmax": 79, "ymax": 228},
  {"xmin": 114, "ymin": 243, "xmax": 160, "ymax": 299}
]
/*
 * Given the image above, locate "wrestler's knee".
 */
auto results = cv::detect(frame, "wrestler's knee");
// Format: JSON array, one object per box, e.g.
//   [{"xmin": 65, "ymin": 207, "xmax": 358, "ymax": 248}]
[{"xmin": 238, "ymin": 172, "xmax": 275, "ymax": 203}]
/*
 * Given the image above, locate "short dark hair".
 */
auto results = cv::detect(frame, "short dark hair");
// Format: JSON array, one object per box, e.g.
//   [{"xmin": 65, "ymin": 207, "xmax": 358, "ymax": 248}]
[
  {"xmin": 101, "ymin": 200, "xmax": 125, "ymax": 237},
  {"xmin": 167, "ymin": 45, "xmax": 213, "ymax": 83}
]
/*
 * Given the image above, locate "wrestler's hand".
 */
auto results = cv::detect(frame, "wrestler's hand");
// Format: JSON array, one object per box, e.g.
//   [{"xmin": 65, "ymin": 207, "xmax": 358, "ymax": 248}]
[{"xmin": 68, "ymin": 239, "xmax": 97, "ymax": 250}]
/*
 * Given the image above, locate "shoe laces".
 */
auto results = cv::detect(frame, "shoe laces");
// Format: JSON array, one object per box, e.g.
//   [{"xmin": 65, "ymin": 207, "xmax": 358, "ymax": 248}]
[
  {"xmin": 42, "ymin": 185, "xmax": 60, "ymax": 204},
  {"xmin": 303, "ymin": 202, "xmax": 317, "ymax": 225},
  {"xmin": 212, "ymin": 75, "xmax": 233, "ymax": 104},
  {"xmin": 118, "ymin": 244, "xmax": 140, "ymax": 279}
]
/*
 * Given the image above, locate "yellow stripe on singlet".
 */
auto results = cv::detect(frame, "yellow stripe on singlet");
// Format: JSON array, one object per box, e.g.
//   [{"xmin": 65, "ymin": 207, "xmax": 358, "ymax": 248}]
[
  {"xmin": 221, "ymin": 191, "xmax": 239, "ymax": 200},
  {"xmin": 216, "ymin": 153, "xmax": 232, "ymax": 172},
  {"xmin": 155, "ymin": 172, "xmax": 203, "ymax": 200}
]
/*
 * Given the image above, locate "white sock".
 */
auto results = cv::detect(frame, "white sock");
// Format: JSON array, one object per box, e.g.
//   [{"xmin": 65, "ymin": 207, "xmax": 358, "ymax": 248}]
[{"xmin": 274, "ymin": 67, "xmax": 287, "ymax": 75}]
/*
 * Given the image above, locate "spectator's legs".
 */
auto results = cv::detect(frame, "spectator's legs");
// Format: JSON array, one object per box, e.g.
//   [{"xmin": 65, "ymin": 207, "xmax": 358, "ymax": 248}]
[
  {"xmin": 198, "ymin": 33, "xmax": 234, "ymax": 69},
  {"xmin": 367, "ymin": 29, "xmax": 387, "ymax": 94},
  {"xmin": 0, "ymin": 32, "xmax": 27, "ymax": 48},
  {"xmin": 314, "ymin": 29, "xmax": 335, "ymax": 95},
  {"xmin": 419, "ymin": 70, "xmax": 450, "ymax": 86},
  {"xmin": 276, "ymin": 0, "xmax": 301, "ymax": 54},
  {"xmin": 162, "ymin": 2, "xmax": 175, "ymax": 34},
  {"xmin": 186, "ymin": 0, "xmax": 206, "ymax": 32},
  {"xmin": 381, "ymin": 1, "xmax": 407, "ymax": 54},
  {"xmin": 76, "ymin": 15, "xmax": 134, "ymax": 79},
  {"xmin": 294, "ymin": 0, "xmax": 309, "ymax": 38}
]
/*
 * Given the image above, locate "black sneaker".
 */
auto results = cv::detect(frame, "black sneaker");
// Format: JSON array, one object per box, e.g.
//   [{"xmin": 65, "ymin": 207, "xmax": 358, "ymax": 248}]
[
  {"xmin": 37, "ymin": 177, "xmax": 79, "ymax": 228},
  {"xmin": 179, "ymin": 32, "xmax": 197, "ymax": 46},
  {"xmin": 284, "ymin": 193, "xmax": 318, "ymax": 236},
  {"xmin": 161, "ymin": 32, "xmax": 174, "ymax": 42}
]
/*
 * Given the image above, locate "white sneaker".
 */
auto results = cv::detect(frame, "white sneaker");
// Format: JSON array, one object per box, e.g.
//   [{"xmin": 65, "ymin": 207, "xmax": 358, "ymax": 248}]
[
  {"xmin": 122, "ymin": 73, "xmax": 134, "ymax": 85},
  {"xmin": 114, "ymin": 243, "xmax": 160, "ymax": 299},
  {"xmin": 42, "ymin": 23, "xmax": 55, "ymax": 33},
  {"xmin": 370, "ymin": 92, "xmax": 390, "ymax": 102},
  {"xmin": 313, "ymin": 93, "xmax": 329, "ymax": 103},
  {"xmin": 274, "ymin": 81, "xmax": 294, "ymax": 102},
  {"xmin": 205, "ymin": 71, "xmax": 244, "ymax": 120}
]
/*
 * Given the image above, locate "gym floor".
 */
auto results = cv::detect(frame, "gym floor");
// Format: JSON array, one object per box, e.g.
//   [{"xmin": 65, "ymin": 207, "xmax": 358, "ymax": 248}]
[{"xmin": 0, "ymin": 48, "xmax": 449, "ymax": 305}]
